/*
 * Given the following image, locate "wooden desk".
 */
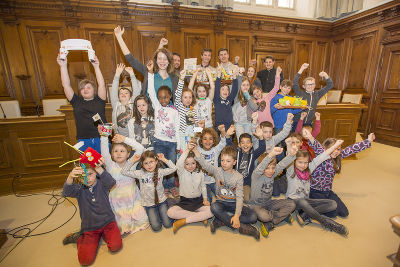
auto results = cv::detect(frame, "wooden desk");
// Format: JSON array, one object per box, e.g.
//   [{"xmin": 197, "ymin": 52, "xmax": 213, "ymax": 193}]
[
  {"xmin": 316, "ymin": 104, "xmax": 368, "ymax": 148},
  {"xmin": 0, "ymin": 116, "xmax": 72, "ymax": 196}
]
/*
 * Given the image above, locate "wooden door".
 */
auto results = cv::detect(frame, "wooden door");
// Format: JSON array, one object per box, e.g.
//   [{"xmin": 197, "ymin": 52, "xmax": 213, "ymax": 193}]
[
  {"xmin": 254, "ymin": 52, "xmax": 291, "ymax": 79},
  {"xmin": 370, "ymin": 41, "xmax": 400, "ymax": 147}
]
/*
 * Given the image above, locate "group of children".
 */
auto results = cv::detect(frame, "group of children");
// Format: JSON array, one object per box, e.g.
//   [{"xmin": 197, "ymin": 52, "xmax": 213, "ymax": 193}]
[{"xmin": 59, "ymin": 25, "xmax": 376, "ymax": 265}]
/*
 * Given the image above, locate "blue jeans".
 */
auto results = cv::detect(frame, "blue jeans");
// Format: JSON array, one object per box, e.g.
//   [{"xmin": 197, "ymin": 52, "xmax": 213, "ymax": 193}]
[
  {"xmin": 144, "ymin": 201, "xmax": 172, "ymax": 231},
  {"xmin": 154, "ymin": 138, "xmax": 177, "ymax": 189},
  {"xmin": 210, "ymin": 201, "xmax": 257, "ymax": 228},
  {"xmin": 206, "ymin": 183, "xmax": 216, "ymax": 203},
  {"xmin": 78, "ymin": 138, "xmax": 101, "ymax": 153}
]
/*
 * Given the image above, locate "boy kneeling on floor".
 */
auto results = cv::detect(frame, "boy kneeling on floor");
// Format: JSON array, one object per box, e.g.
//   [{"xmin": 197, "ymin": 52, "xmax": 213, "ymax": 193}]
[{"xmin": 63, "ymin": 157, "xmax": 122, "ymax": 266}]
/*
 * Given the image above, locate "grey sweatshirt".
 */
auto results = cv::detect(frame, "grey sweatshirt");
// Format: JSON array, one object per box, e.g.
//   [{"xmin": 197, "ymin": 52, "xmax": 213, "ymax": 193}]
[
  {"xmin": 196, "ymin": 156, "xmax": 244, "ymax": 216},
  {"xmin": 286, "ymin": 152, "xmax": 330, "ymax": 200},
  {"xmin": 176, "ymin": 151, "xmax": 207, "ymax": 199},
  {"xmin": 110, "ymin": 73, "xmax": 141, "ymax": 137},
  {"xmin": 250, "ymin": 154, "xmax": 296, "ymax": 206},
  {"xmin": 121, "ymin": 160, "xmax": 176, "ymax": 206},
  {"xmin": 265, "ymin": 121, "xmax": 292, "ymax": 152}
]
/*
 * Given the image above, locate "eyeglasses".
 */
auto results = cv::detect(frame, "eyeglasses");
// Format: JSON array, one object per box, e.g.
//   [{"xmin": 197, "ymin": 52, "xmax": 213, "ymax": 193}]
[{"xmin": 305, "ymin": 83, "xmax": 315, "ymax": 86}]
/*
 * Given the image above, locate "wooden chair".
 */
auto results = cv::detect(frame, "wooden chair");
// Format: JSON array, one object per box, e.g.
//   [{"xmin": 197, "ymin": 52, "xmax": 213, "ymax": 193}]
[
  {"xmin": 326, "ymin": 90, "xmax": 342, "ymax": 104},
  {"xmin": 388, "ymin": 215, "xmax": 400, "ymax": 267},
  {"xmin": 42, "ymin": 99, "xmax": 68, "ymax": 116},
  {"xmin": 0, "ymin": 100, "xmax": 21, "ymax": 118},
  {"xmin": 342, "ymin": 93, "xmax": 363, "ymax": 104}
]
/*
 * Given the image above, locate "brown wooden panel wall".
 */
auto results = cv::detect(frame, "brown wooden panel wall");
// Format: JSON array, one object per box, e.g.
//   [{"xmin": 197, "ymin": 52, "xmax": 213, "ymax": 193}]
[{"xmin": 0, "ymin": 0, "xmax": 399, "ymax": 147}]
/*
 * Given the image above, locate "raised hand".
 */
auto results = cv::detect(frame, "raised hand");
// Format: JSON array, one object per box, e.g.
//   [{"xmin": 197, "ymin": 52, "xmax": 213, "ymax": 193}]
[
  {"xmin": 217, "ymin": 124, "xmax": 226, "ymax": 136},
  {"xmin": 112, "ymin": 134, "xmax": 126, "ymax": 143},
  {"xmin": 315, "ymin": 112, "xmax": 321, "ymax": 120},
  {"xmin": 286, "ymin": 113, "xmax": 294, "ymax": 123},
  {"xmin": 368, "ymin": 133, "xmax": 375, "ymax": 142},
  {"xmin": 114, "ymin": 25, "xmax": 125, "ymax": 37},
  {"xmin": 159, "ymin": 38, "xmax": 168, "ymax": 47},
  {"xmin": 239, "ymin": 67, "xmax": 245, "ymax": 75},
  {"xmin": 188, "ymin": 140, "xmax": 197, "ymax": 151},
  {"xmin": 251, "ymin": 112, "xmax": 258, "ymax": 123},
  {"xmin": 319, "ymin": 71, "xmax": 329, "ymax": 79},
  {"xmin": 157, "ymin": 153, "xmax": 167, "ymax": 162},
  {"xmin": 180, "ymin": 69, "xmax": 186, "ymax": 80},
  {"xmin": 254, "ymin": 126, "xmax": 263, "ymax": 139},
  {"xmin": 232, "ymin": 65, "xmax": 240, "ymax": 79},
  {"xmin": 226, "ymin": 125, "xmax": 235, "ymax": 138},
  {"xmin": 216, "ymin": 63, "xmax": 222, "ymax": 78},
  {"xmin": 130, "ymin": 153, "xmax": 142, "ymax": 163},
  {"xmin": 146, "ymin": 60, "xmax": 154, "ymax": 73},
  {"xmin": 287, "ymin": 143, "xmax": 298, "ymax": 156},
  {"xmin": 269, "ymin": 147, "xmax": 284, "ymax": 158},
  {"xmin": 91, "ymin": 56, "xmax": 100, "ymax": 68},
  {"xmin": 115, "ymin": 63, "xmax": 125, "ymax": 76},
  {"xmin": 300, "ymin": 111, "xmax": 307, "ymax": 120},
  {"xmin": 276, "ymin": 66, "xmax": 282, "ymax": 76},
  {"xmin": 125, "ymin": 66, "xmax": 134, "ymax": 76},
  {"xmin": 68, "ymin": 166, "xmax": 84, "ymax": 180},
  {"xmin": 56, "ymin": 54, "xmax": 67, "ymax": 67}
]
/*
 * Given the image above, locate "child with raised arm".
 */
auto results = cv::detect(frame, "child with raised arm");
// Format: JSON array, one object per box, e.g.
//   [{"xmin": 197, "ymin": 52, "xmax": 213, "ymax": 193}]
[
  {"xmin": 176, "ymin": 69, "xmax": 200, "ymax": 152},
  {"xmin": 147, "ymin": 66, "xmax": 180, "ymax": 196},
  {"xmin": 248, "ymin": 66, "xmax": 282, "ymax": 126},
  {"xmin": 286, "ymin": 140, "xmax": 348, "ymax": 236},
  {"xmin": 193, "ymin": 145, "xmax": 260, "ymax": 240},
  {"xmin": 63, "ymin": 159, "xmax": 122, "ymax": 266},
  {"xmin": 114, "ymin": 26, "xmax": 179, "ymax": 102},
  {"xmin": 225, "ymin": 125, "xmax": 266, "ymax": 203},
  {"xmin": 213, "ymin": 63, "xmax": 240, "ymax": 132},
  {"xmin": 250, "ymin": 145, "xmax": 297, "ymax": 237},
  {"xmin": 295, "ymin": 112, "xmax": 322, "ymax": 160},
  {"xmin": 197, "ymin": 126, "xmax": 229, "ymax": 203},
  {"xmin": 189, "ymin": 67, "xmax": 215, "ymax": 128},
  {"xmin": 57, "ymin": 55, "xmax": 106, "ymax": 153},
  {"xmin": 292, "ymin": 63, "xmax": 333, "ymax": 125},
  {"xmin": 305, "ymin": 129, "xmax": 375, "ymax": 218},
  {"xmin": 122, "ymin": 152, "xmax": 176, "ymax": 231},
  {"xmin": 110, "ymin": 63, "xmax": 141, "ymax": 137},
  {"xmin": 99, "ymin": 130, "xmax": 148, "ymax": 236},
  {"xmin": 167, "ymin": 142, "xmax": 213, "ymax": 233}
]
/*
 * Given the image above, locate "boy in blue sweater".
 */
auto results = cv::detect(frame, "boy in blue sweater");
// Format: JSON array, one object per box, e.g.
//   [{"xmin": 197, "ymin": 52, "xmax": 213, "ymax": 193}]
[
  {"xmin": 226, "ymin": 126, "xmax": 266, "ymax": 203},
  {"xmin": 63, "ymin": 158, "xmax": 122, "ymax": 266},
  {"xmin": 213, "ymin": 63, "xmax": 240, "ymax": 133},
  {"xmin": 270, "ymin": 79, "xmax": 303, "ymax": 133}
]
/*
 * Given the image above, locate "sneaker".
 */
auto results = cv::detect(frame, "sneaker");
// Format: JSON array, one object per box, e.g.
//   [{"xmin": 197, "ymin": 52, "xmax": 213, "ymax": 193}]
[
  {"xmin": 321, "ymin": 216, "xmax": 349, "ymax": 236},
  {"xmin": 210, "ymin": 218, "xmax": 225, "ymax": 233},
  {"xmin": 284, "ymin": 214, "xmax": 294, "ymax": 224},
  {"xmin": 295, "ymin": 211, "xmax": 305, "ymax": 226},
  {"xmin": 164, "ymin": 189, "xmax": 170, "ymax": 198},
  {"xmin": 239, "ymin": 224, "xmax": 260, "ymax": 240},
  {"xmin": 302, "ymin": 214, "xmax": 312, "ymax": 225},
  {"xmin": 260, "ymin": 222, "xmax": 274, "ymax": 237},
  {"xmin": 62, "ymin": 231, "xmax": 81, "ymax": 245}
]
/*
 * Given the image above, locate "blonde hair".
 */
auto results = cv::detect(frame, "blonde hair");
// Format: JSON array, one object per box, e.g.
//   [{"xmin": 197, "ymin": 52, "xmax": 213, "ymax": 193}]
[{"xmin": 303, "ymin": 77, "xmax": 315, "ymax": 85}]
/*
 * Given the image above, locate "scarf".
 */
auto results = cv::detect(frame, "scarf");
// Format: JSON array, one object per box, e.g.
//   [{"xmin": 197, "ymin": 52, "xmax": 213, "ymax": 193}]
[{"xmin": 295, "ymin": 168, "xmax": 309, "ymax": 181}]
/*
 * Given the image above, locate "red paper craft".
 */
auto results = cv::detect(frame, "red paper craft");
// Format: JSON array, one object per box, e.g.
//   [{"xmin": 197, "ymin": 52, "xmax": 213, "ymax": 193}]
[{"xmin": 79, "ymin": 147, "xmax": 102, "ymax": 168}]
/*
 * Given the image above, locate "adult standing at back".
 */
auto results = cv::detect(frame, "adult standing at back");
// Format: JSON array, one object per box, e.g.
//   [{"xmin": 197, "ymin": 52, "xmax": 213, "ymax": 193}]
[
  {"xmin": 257, "ymin": 55, "xmax": 284, "ymax": 93},
  {"xmin": 114, "ymin": 26, "xmax": 179, "ymax": 102}
]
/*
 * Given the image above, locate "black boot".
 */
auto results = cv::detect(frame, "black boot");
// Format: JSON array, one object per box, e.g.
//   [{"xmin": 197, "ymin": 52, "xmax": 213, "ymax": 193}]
[
  {"xmin": 210, "ymin": 218, "xmax": 225, "ymax": 233},
  {"xmin": 321, "ymin": 216, "xmax": 348, "ymax": 236},
  {"xmin": 238, "ymin": 224, "xmax": 260, "ymax": 240},
  {"xmin": 62, "ymin": 231, "xmax": 81, "ymax": 245}
]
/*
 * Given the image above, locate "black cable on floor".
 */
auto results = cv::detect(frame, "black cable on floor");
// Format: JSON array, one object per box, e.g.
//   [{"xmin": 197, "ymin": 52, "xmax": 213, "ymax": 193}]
[{"xmin": 0, "ymin": 175, "xmax": 77, "ymax": 264}]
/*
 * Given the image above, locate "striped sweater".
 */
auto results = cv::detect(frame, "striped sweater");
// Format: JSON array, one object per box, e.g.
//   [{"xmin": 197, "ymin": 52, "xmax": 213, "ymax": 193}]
[{"xmin": 175, "ymin": 79, "xmax": 198, "ymax": 134}]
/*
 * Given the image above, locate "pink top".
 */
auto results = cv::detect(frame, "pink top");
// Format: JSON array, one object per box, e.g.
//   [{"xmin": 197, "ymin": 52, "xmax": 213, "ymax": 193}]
[
  {"xmin": 256, "ymin": 75, "xmax": 280, "ymax": 125},
  {"xmin": 295, "ymin": 119, "xmax": 321, "ymax": 137}
]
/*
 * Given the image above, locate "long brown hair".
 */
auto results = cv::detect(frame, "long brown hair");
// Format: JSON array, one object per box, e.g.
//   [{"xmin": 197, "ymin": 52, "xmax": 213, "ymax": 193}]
[
  {"xmin": 291, "ymin": 150, "xmax": 311, "ymax": 180},
  {"xmin": 247, "ymin": 66, "xmax": 257, "ymax": 85},
  {"xmin": 140, "ymin": 150, "xmax": 162, "ymax": 204},
  {"xmin": 238, "ymin": 76, "xmax": 251, "ymax": 106},
  {"xmin": 186, "ymin": 151, "xmax": 202, "ymax": 173},
  {"xmin": 153, "ymin": 48, "xmax": 174, "ymax": 74},
  {"xmin": 181, "ymin": 87, "xmax": 197, "ymax": 106},
  {"xmin": 133, "ymin": 95, "xmax": 154, "ymax": 123},
  {"xmin": 322, "ymin": 138, "xmax": 342, "ymax": 173}
]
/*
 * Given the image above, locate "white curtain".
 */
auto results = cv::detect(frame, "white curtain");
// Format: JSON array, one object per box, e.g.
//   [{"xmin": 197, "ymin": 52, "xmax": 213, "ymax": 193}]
[{"xmin": 316, "ymin": 0, "xmax": 363, "ymax": 20}]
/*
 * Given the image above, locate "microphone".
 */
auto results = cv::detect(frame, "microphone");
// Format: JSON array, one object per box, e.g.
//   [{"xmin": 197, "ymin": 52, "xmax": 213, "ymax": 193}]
[
  {"xmin": 0, "ymin": 103, "xmax": 6, "ymax": 118},
  {"xmin": 36, "ymin": 105, "xmax": 41, "ymax": 117}
]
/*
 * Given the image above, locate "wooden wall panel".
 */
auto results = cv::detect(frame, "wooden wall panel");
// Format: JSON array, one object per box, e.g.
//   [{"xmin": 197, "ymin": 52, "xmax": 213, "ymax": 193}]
[
  {"xmin": 330, "ymin": 39, "xmax": 345, "ymax": 90},
  {"xmin": 137, "ymin": 30, "xmax": 166, "ymax": 64},
  {"xmin": 313, "ymin": 41, "xmax": 330, "ymax": 84},
  {"xmin": 345, "ymin": 32, "xmax": 376, "ymax": 92},
  {"xmin": 227, "ymin": 35, "xmax": 249, "ymax": 69},
  {"xmin": 294, "ymin": 40, "xmax": 313, "ymax": 85},
  {"xmin": 184, "ymin": 32, "xmax": 210, "ymax": 63},
  {"xmin": 26, "ymin": 26, "xmax": 64, "ymax": 99}
]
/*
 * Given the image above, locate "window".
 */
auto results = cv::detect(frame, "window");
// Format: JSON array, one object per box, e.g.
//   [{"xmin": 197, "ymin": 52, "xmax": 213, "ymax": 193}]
[
  {"xmin": 277, "ymin": 0, "xmax": 294, "ymax": 8},
  {"xmin": 235, "ymin": 0, "xmax": 250, "ymax": 3},
  {"xmin": 255, "ymin": 0, "xmax": 273, "ymax": 5}
]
